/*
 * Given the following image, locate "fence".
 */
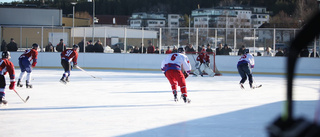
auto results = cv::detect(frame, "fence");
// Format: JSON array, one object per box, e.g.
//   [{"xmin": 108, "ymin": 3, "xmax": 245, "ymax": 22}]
[{"xmin": 1, "ymin": 25, "xmax": 319, "ymax": 57}]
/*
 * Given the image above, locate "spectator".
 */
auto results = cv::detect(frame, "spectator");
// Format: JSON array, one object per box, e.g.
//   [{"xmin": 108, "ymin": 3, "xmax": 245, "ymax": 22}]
[
  {"xmin": 154, "ymin": 47, "xmax": 160, "ymax": 54},
  {"xmin": 206, "ymin": 44, "xmax": 213, "ymax": 54},
  {"xmin": 300, "ymin": 47, "xmax": 309, "ymax": 57},
  {"xmin": 161, "ymin": 49, "xmax": 164, "ymax": 54},
  {"xmin": 283, "ymin": 48, "xmax": 288, "ymax": 56},
  {"xmin": 221, "ymin": 44, "xmax": 232, "ymax": 55},
  {"xmin": 257, "ymin": 52, "xmax": 262, "ymax": 56},
  {"xmin": 78, "ymin": 40, "xmax": 85, "ymax": 53},
  {"xmin": 166, "ymin": 46, "xmax": 172, "ymax": 54},
  {"xmin": 132, "ymin": 46, "xmax": 139, "ymax": 53},
  {"xmin": 216, "ymin": 43, "xmax": 223, "ymax": 55},
  {"xmin": 263, "ymin": 47, "xmax": 273, "ymax": 56},
  {"xmin": 238, "ymin": 45, "xmax": 245, "ymax": 56},
  {"xmin": 7, "ymin": 38, "xmax": 18, "ymax": 52},
  {"xmin": 56, "ymin": 39, "xmax": 66, "ymax": 52},
  {"xmin": 85, "ymin": 40, "xmax": 94, "ymax": 52},
  {"xmin": 1, "ymin": 40, "xmax": 7, "ymax": 51},
  {"xmin": 45, "ymin": 42, "xmax": 55, "ymax": 52},
  {"xmin": 139, "ymin": 43, "xmax": 146, "ymax": 53},
  {"xmin": 185, "ymin": 44, "xmax": 195, "ymax": 54},
  {"xmin": 275, "ymin": 48, "xmax": 284, "ymax": 56},
  {"xmin": 198, "ymin": 45, "xmax": 205, "ymax": 53},
  {"xmin": 147, "ymin": 42, "xmax": 155, "ymax": 54},
  {"xmin": 172, "ymin": 46, "xmax": 178, "ymax": 53},
  {"xmin": 310, "ymin": 48, "xmax": 319, "ymax": 57},
  {"xmin": 113, "ymin": 44, "xmax": 121, "ymax": 53},
  {"xmin": 93, "ymin": 40, "xmax": 104, "ymax": 53}
]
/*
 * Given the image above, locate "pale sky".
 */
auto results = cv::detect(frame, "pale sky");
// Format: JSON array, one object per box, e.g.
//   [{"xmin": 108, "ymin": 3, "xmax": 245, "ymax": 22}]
[{"xmin": 0, "ymin": 0, "xmax": 21, "ymax": 3}]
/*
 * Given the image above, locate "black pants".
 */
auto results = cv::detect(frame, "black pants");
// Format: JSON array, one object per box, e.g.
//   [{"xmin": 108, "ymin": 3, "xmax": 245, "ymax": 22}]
[
  {"xmin": 237, "ymin": 63, "xmax": 253, "ymax": 84},
  {"xmin": 61, "ymin": 59, "xmax": 71, "ymax": 72}
]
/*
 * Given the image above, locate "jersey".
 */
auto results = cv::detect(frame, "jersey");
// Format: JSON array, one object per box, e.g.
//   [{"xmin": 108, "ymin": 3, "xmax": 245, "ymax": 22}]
[
  {"xmin": 0, "ymin": 58, "xmax": 15, "ymax": 80},
  {"xmin": 161, "ymin": 53, "xmax": 191, "ymax": 74},
  {"xmin": 196, "ymin": 52, "xmax": 210, "ymax": 63},
  {"xmin": 237, "ymin": 53, "xmax": 255, "ymax": 68},
  {"xmin": 19, "ymin": 49, "xmax": 38, "ymax": 67},
  {"xmin": 61, "ymin": 49, "xmax": 78, "ymax": 65}
]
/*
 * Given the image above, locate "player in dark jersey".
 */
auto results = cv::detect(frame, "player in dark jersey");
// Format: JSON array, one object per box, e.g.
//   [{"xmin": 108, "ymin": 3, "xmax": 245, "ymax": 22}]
[
  {"xmin": 17, "ymin": 43, "xmax": 38, "ymax": 88},
  {"xmin": 60, "ymin": 44, "xmax": 79, "ymax": 83}
]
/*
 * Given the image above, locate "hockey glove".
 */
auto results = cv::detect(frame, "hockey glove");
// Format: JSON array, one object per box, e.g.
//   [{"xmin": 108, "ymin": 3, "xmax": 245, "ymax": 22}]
[
  {"xmin": 9, "ymin": 81, "xmax": 15, "ymax": 90},
  {"xmin": 183, "ymin": 72, "xmax": 189, "ymax": 79}
]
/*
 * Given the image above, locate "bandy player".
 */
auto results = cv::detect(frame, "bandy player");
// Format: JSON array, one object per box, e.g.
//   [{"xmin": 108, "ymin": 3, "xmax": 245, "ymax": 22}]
[{"xmin": 161, "ymin": 47, "xmax": 191, "ymax": 103}]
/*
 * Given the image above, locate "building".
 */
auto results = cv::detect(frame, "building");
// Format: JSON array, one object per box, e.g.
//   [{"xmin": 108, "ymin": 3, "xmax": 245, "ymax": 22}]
[
  {"xmin": 191, "ymin": 6, "xmax": 270, "ymax": 29},
  {"xmin": 128, "ymin": 12, "xmax": 166, "ymax": 28},
  {"xmin": 250, "ymin": 7, "xmax": 270, "ymax": 28}
]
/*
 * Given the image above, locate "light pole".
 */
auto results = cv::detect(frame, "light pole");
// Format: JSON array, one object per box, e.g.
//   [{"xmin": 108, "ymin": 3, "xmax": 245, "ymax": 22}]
[
  {"xmin": 92, "ymin": 0, "xmax": 95, "ymax": 42},
  {"xmin": 71, "ymin": 2, "xmax": 77, "ymax": 45}
]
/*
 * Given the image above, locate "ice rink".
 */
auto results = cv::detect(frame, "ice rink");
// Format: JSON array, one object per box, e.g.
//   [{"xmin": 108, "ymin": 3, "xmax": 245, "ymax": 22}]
[{"xmin": 1, "ymin": 68, "xmax": 319, "ymax": 137}]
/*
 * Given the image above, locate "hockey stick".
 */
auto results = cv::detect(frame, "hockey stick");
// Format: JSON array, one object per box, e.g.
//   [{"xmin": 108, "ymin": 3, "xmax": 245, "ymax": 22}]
[
  {"xmin": 75, "ymin": 66, "xmax": 102, "ymax": 79},
  {"xmin": 13, "ymin": 89, "xmax": 29, "ymax": 103}
]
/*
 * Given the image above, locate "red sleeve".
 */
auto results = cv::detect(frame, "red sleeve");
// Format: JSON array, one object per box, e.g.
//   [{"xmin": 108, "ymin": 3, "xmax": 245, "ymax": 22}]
[
  {"xmin": 73, "ymin": 51, "xmax": 78, "ymax": 65},
  {"xmin": 6, "ymin": 60, "xmax": 15, "ymax": 80},
  {"xmin": 32, "ymin": 50, "xmax": 38, "ymax": 67}
]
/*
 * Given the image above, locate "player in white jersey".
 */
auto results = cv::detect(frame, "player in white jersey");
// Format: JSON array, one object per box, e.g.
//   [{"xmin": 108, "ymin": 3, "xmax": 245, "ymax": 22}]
[
  {"xmin": 161, "ymin": 47, "xmax": 191, "ymax": 103},
  {"xmin": 237, "ymin": 49, "xmax": 255, "ymax": 89}
]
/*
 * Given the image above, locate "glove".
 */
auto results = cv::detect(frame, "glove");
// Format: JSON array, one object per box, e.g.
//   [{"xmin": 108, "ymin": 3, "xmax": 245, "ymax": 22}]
[
  {"xmin": 183, "ymin": 72, "xmax": 189, "ymax": 79},
  {"xmin": 251, "ymin": 65, "xmax": 254, "ymax": 68},
  {"xmin": 9, "ymin": 81, "xmax": 15, "ymax": 90},
  {"xmin": 32, "ymin": 61, "xmax": 37, "ymax": 68}
]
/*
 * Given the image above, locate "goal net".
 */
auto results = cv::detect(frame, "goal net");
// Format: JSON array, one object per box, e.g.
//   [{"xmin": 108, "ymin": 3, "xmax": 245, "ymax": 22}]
[{"xmin": 187, "ymin": 52, "xmax": 222, "ymax": 76}]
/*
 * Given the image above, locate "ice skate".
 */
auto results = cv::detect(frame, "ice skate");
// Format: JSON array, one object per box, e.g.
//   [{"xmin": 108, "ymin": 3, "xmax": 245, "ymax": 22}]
[
  {"xmin": 181, "ymin": 94, "xmax": 191, "ymax": 103},
  {"xmin": 240, "ymin": 83, "xmax": 244, "ymax": 89},
  {"xmin": 65, "ymin": 77, "xmax": 69, "ymax": 82},
  {"xmin": 26, "ymin": 81, "xmax": 32, "ymax": 88},
  {"xmin": 60, "ymin": 78, "xmax": 67, "ymax": 84},
  {"xmin": 0, "ymin": 97, "xmax": 8, "ymax": 106},
  {"xmin": 17, "ymin": 79, "xmax": 23, "ymax": 87},
  {"xmin": 174, "ymin": 94, "xmax": 178, "ymax": 102}
]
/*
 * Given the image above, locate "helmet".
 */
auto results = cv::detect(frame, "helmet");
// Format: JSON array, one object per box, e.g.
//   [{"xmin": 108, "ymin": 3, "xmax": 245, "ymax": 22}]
[
  {"xmin": 178, "ymin": 47, "xmax": 184, "ymax": 53},
  {"xmin": 32, "ymin": 43, "xmax": 39, "ymax": 48},
  {"xmin": 2, "ymin": 51, "xmax": 10, "ymax": 59},
  {"xmin": 244, "ymin": 49, "xmax": 249, "ymax": 54},
  {"xmin": 201, "ymin": 49, "xmax": 206, "ymax": 53},
  {"xmin": 73, "ymin": 44, "xmax": 79, "ymax": 48}
]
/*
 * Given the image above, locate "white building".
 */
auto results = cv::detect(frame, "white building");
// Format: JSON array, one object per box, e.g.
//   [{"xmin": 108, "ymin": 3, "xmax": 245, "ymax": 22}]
[
  {"xmin": 129, "ymin": 12, "xmax": 166, "ymax": 28},
  {"xmin": 167, "ymin": 14, "xmax": 180, "ymax": 28},
  {"xmin": 192, "ymin": 6, "xmax": 270, "ymax": 28},
  {"xmin": 251, "ymin": 7, "xmax": 270, "ymax": 28}
]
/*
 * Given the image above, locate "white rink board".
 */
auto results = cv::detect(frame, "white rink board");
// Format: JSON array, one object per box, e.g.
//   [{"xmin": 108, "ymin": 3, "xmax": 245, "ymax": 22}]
[{"xmin": 0, "ymin": 69, "xmax": 319, "ymax": 137}]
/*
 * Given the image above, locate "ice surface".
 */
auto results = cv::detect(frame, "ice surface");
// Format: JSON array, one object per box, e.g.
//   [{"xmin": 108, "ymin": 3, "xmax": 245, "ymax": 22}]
[{"xmin": 0, "ymin": 69, "xmax": 319, "ymax": 137}]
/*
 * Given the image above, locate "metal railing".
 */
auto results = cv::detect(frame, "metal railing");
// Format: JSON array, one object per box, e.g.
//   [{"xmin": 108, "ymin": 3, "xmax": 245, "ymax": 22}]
[{"xmin": 1, "ymin": 25, "xmax": 319, "ymax": 57}]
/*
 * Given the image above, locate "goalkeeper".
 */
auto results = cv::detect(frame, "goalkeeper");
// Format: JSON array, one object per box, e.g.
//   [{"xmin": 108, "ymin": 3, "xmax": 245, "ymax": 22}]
[{"xmin": 193, "ymin": 49, "xmax": 215, "ymax": 77}]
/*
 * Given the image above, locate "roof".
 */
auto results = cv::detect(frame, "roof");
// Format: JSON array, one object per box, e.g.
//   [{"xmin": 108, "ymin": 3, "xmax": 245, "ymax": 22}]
[{"xmin": 95, "ymin": 15, "xmax": 130, "ymax": 25}]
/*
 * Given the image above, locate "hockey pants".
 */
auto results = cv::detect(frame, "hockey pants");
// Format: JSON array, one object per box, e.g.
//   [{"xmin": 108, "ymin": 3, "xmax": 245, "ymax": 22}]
[{"xmin": 165, "ymin": 69, "xmax": 188, "ymax": 97}]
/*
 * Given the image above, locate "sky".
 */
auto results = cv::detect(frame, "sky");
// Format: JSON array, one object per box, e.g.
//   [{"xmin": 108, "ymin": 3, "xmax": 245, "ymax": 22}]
[
  {"xmin": 1, "ymin": 69, "xmax": 319, "ymax": 137},
  {"xmin": 0, "ymin": 0, "xmax": 21, "ymax": 3}
]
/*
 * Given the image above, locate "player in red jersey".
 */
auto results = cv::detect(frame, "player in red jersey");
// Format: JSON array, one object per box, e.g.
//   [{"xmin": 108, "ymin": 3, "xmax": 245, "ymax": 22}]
[
  {"xmin": 194, "ymin": 49, "xmax": 215, "ymax": 77},
  {"xmin": 0, "ymin": 51, "xmax": 15, "ymax": 105},
  {"xmin": 17, "ymin": 43, "xmax": 38, "ymax": 88},
  {"xmin": 60, "ymin": 44, "xmax": 79, "ymax": 83}
]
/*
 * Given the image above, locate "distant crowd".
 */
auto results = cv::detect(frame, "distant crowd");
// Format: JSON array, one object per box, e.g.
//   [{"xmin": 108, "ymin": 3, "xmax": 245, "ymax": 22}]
[{"xmin": 1, "ymin": 38, "xmax": 319, "ymax": 58}]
